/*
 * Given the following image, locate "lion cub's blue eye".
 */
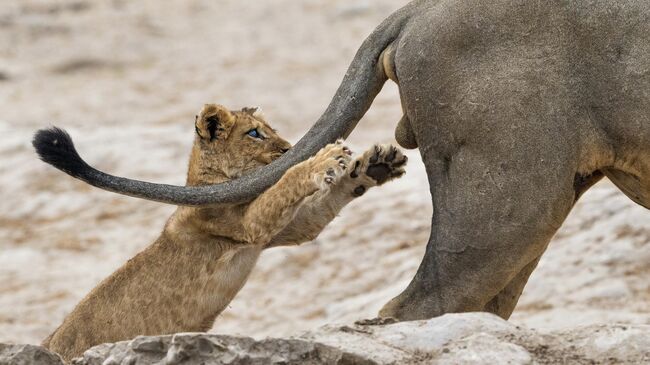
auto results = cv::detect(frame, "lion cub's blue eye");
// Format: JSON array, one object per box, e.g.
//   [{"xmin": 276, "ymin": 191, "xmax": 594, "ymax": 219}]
[{"xmin": 246, "ymin": 129, "xmax": 262, "ymax": 139}]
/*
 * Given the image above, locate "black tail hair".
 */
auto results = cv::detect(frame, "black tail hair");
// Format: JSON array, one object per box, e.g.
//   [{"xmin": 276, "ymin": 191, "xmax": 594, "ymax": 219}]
[{"xmin": 32, "ymin": 127, "xmax": 94, "ymax": 180}]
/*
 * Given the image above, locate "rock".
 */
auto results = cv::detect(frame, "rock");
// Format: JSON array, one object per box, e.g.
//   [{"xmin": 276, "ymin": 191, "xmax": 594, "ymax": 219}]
[
  {"xmin": 0, "ymin": 344, "xmax": 64, "ymax": 365},
  {"xmin": 72, "ymin": 334, "xmax": 374, "ymax": 365},
  {"xmin": 3, "ymin": 313, "xmax": 650, "ymax": 364}
]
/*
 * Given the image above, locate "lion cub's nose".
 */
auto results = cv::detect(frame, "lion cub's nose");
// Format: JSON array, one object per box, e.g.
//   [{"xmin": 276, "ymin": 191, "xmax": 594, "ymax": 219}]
[{"xmin": 281, "ymin": 147, "xmax": 290, "ymax": 154}]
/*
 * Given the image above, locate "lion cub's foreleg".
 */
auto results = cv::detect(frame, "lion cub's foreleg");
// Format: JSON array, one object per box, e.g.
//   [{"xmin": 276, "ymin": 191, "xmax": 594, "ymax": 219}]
[
  {"xmin": 268, "ymin": 144, "xmax": 407, "ymax": 248},
  {"xmin": 240, "ymin": 141, "xmax": 352, "ymax": 245}
]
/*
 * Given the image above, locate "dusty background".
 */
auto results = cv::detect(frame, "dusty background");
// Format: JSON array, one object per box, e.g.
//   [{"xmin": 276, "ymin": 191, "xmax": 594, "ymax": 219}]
[{"xmin": 1, "ymin": 0, "xmax": 648, "ymax": 345}]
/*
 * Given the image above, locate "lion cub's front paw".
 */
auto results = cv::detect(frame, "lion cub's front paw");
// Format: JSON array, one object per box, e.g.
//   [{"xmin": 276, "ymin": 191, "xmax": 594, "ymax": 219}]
[
  {"xmin": 310, "ymin": 140, "xmax": 353, "ymax": 190},
  {"xmin": 350, "ymin": 144, "xmax": 407, "ymax": 190}
]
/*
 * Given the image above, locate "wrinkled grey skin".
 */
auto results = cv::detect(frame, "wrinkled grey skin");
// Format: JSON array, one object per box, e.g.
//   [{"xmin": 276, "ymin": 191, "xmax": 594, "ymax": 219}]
[{"xmin": 34, "ymin": 0, "xmax": 650, "ymax": 321}]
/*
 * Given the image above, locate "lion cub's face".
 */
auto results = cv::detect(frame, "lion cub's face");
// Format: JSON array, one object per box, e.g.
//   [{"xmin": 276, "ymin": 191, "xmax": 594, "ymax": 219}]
[{"xmin": 188, "ymin": 104, "xmax": 292, "ymax": 184}]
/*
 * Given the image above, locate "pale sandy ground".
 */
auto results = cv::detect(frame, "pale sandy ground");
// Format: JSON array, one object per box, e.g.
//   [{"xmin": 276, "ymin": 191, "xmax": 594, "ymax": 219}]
[{"xmin": 0, "ymin": 0, "xmax": 648, "ymax": 345}]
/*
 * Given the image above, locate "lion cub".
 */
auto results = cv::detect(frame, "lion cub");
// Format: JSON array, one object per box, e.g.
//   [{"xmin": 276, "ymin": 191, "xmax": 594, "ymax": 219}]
[{"xmin": 42, "ymin": 104, "xmax": 407, "ymax": 360}]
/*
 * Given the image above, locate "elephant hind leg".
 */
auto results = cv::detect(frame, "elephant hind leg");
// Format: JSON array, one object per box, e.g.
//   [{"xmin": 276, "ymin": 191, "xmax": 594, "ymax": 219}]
[
  {"xmin": 484, "ymin": 170, "xmax": 611, "ymax": 319},
  {"xmin": 379, "ymin": 136, "xmax": 579, "ymax": 320},
  {"xmin": 483, "ymin": 256, "xmax": 541, "ymax": 319}
]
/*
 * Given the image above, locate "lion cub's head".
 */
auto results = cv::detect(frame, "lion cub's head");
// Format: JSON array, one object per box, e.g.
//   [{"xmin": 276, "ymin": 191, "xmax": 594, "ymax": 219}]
[{"xmin": 187, "ymin": 104, "xmax": 291, "ymax": 185}]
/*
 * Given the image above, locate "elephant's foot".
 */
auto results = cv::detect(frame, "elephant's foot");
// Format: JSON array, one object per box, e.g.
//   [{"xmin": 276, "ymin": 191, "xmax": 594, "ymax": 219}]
[
  {"xmin": 378, "ymin": 254, "xmax": 542, "ymax": 321},
  {"xmin": 379, "ymin": 288, "xmax": 434, "ymax": 321}
]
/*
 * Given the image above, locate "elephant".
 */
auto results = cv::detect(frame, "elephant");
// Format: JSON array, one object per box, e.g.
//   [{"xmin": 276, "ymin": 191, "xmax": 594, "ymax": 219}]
[{"xmin": 33, "ymin": 0, "xmax": 650, "ymax": 321}]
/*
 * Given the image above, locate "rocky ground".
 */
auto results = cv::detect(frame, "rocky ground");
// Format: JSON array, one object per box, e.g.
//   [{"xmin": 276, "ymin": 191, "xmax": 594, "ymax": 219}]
[
  {"xmin": 3, "ymin": 313, "xmax": 650, "ymax": 364},
  {"xmin": 1, "ymin": 0, "xmax": 649, "ymax": 362}
]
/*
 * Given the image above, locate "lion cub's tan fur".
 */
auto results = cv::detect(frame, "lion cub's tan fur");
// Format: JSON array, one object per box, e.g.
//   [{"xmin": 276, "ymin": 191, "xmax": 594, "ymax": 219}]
[{"xmin": 43, "ymin": 104, "xmax": 407, "ymax": 361}]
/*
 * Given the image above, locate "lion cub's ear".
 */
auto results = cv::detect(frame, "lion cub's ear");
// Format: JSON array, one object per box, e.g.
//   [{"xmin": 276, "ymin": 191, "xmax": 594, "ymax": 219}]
[
  {"xmin": 195, "ymin": 104, "xmax": 235, "ymax": 141},
  {"xmin": 241, "ymin": 106, "xmax": 265, "ymax": 120}
]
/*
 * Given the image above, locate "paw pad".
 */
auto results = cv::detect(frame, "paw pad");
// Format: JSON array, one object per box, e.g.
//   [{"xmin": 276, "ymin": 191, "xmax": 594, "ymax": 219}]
[
  {"xmin": 366, "ymin": 164, "xmax": 393, "ymax": 184},
  {"xmin": 359, "ymin": 144, "xmax": 407, "ymax": 185},
  {"xmin": 352, "ymin": 185, "xmax": 366, "ymax": 197}
]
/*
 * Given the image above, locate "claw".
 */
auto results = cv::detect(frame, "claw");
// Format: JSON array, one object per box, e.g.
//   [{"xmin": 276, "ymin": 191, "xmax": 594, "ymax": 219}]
[
  {"xmin": 386, "ymin": 146, "xmax": 397, "ymax": 162},
  {"xmin": 350, "ymin": 160, "xmax": 361, "ymax": 178},
  {"xmin": 392, "ymin": 156, "xmax": 407, "ymax": 167},
  {"xmin": 369, "ymin": 145, "xmax": 381, "ymax": 164},
  {"xmin": 391, "ymin": 170, "xmax": 405, "ymax": 178}
]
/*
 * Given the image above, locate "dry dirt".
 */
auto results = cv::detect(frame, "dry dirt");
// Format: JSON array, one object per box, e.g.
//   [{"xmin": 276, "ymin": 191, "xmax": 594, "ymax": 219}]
[{"xmin": 0, "ymin": 0, "xmax": 648, "ymax": 346}]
